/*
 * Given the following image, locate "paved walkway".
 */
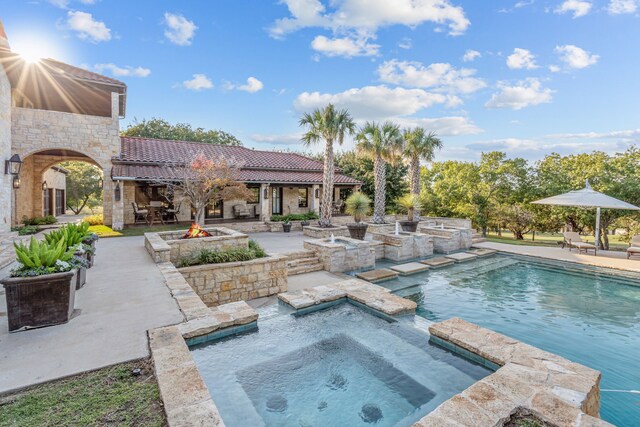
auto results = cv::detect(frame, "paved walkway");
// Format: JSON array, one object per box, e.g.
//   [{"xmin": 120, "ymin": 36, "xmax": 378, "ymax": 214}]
[
  {"xmin": 0, "ymin": 237, "xmax": 183, "ymax": 394},
  {"xmin": 248, "ymin": 231, "xmax": 308, "ymax": 253},
  {"xmin": 474, "ymin": 241, "xmax": 640, "ymax": 273}
]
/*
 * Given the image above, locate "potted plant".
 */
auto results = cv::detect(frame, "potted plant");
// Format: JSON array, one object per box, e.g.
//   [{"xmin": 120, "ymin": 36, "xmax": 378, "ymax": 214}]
[
  {"xmin": 82, "ymin": 231, "xmax": 99, "ymax": 267},
  {"xmin": 396, "ymin": 194, "xmax": 421, "ymax": 232},
  {"xmin": 70, "ymin": 254, "xmax": 89, "ymax": 290},
  {"xmin": 1, "ymin": 236, "xmax": 76, "ymax": 332},
  {"xmin": 282, "ymin": 219, "xmax": 292, "ymax": 233},
  {"xmin": 345, "ymin": 192, "xmax": 371, "ymax": 240}
]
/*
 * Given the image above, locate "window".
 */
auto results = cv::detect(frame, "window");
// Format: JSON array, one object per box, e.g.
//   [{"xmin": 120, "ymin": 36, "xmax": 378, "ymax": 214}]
[
  {"xmin": 248, "ymin": 187, "xmax": 260, "ymax": 204},
  {"xmin": 298, "ymin": 188, "xmax": 308, "ymax": 208}
]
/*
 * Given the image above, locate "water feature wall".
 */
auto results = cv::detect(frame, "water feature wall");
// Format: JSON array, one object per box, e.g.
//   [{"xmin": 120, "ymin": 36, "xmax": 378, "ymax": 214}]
[
  {"xmin": 371, "ymin": 231, "xmax": 433, "ymax": 262},
  {"xmin": 303, "ymin": 237, "xmax": 375, "ymax": 273},
  {"xmin": 418, "ymin": 224, "xmax": 472, "ymax": 254}
]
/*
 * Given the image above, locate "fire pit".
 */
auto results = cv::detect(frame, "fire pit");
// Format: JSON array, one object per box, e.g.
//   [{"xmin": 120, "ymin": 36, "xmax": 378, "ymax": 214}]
[{"xmin": 183, "ymin": 223, "xmax": 212, "ymax": 239}]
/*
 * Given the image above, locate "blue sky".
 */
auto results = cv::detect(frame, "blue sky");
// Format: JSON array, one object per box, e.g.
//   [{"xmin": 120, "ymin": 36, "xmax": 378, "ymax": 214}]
[{"xmin": 2, "ymin": 0, "xmax": 639, "ymax": 161}]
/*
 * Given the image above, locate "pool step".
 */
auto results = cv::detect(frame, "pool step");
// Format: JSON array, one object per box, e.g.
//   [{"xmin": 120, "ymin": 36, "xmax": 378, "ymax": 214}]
[{"xmin": 284, "ymin": 251, "xmax": 324, "ymax": 275}]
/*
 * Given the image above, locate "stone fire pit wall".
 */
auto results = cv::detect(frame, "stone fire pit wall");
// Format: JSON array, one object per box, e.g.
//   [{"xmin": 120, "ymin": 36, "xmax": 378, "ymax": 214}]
[
  {"xmin": 371, "ymin": 231, "xmax": 433, "ymax": 262},
  {"xmin": 177, "ymin": 255, "xmax": 288, "ymax": 306},
  {"xmin": 303, "ymin": 237, "xmax": 376, "ymax": 273},
  {"xmin": 418, "ymin": 224, "xmax": 472, "ymax": 254},
  {"xmin": 144, "ymin": 227, "xmax": 249, "ymax": 264}
]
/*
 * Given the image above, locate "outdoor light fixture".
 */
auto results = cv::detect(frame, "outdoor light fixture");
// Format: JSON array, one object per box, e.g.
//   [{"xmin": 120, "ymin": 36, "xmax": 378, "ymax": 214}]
[
  {"xmin": 98, "ymin": 177, "xmax": 103, "ymax": 188},
  {"xmin": 263, "ymin": 188, "xmax": 269, "ymax": 200},
  {"xmin": 5, "ymin": 154, "xmax": 23, "ymax": 176},
  {"xmin": 315, "ymin": 188, "xmax": 320, "ymax": 198},
  {"xmin": 114, "ymin": 181, "xmax": 121, "ymax": 201},
  {"xmin": 42, "ymin": 181, "xmax": 48, "ymax": 190},
  {"xmin": 12, "ymin": 176, "xmax": 21, "ymax": 189}
]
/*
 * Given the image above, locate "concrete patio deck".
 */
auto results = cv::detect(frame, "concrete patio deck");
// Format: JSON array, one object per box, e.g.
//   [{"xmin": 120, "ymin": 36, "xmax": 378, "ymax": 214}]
[
  {"xmin": 474, "ymin": 241, "xmax": 640, "ymax": 273},
  {"xmin": 0, "ymin": 236, "xmax": 183, "ymax": 394},
  {"xmin": 247, "ymin": 231, "xmax": 308, "ymax": 253}
]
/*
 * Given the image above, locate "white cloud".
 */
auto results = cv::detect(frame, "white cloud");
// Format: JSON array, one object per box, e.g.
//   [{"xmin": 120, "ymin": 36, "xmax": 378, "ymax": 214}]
[
  {"xmin": 164, "ymin": 12, "xmax": 197, "ymax": 46},
  {"xmin": 269, "ymin": 0, "xmax": 470, "ymax": 39},
  {"xmin": 607, "ymin": 0, "xmax": 638, "ymax": 14},
  {"xmin": 394, "ymin": 116, "xmax": 483, "ymax": 136},
  {"xmin": 311, "ymin": 35, "xmax": 380, "ymax": 57},
  {"xmin": 548, "ymin": 64, "xmax": 561, "ymax": 73},
  {"xmin": 94, "ymin": 63, "xmax": 150, "ymax": 77},
  {"xmin": 48, "ymin": 0, "xmax": 97, "ymax": 8},
  {"xmin": 398, "ymin": 37, "xmax": 412, "ymax": 49},
  {"xmin": 182, "ymin": 74, "xmax": 213, "ymax": 91},
  {"xmin": 251, "ymin": 133, "xmax": 302, "ymax": 145},
  {"xmin": 66, "ymin": 11, "xmax": 111, "ymax": 42},
  {"xmin": 485, "ymin": 78, "xmax": 553, "ymax": 110},
  {"xmin": 377, "ymin": 60, "xmax": 486, "ymax": 95},
  {"xmin": 506, "ymin": 48, "xmax": 538, "ymax": 69},
  {"xmin": 554, "ymin": 0, "xmax": 592, "ymax": 18},
  {"xmin": 226, "ymin": 77, "xmax": 264, "ymax": 93},
  {"xmin": 294, "ymin": 85, "xmax": 460, "ymax": 120},
  {"xmin": 555, "ymin": 44, "xmax": 599, "ymax": 69},
  {"xmin": 462, "ymin": 49, "xmax": 481, "ymax": 62}
]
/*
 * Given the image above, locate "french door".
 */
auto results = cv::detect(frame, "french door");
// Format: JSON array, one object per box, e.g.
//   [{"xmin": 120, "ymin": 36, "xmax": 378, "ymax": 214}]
[{"xmin": 272, "ymin": 187, "xmax": 283, "ymax": 215}]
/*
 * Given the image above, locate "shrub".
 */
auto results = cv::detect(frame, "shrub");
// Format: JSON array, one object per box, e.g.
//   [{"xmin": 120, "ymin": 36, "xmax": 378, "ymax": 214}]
[
  {"xmin": 345, "ymin": 192, "xmax": 371, "ymax": 223},
  {"xmin": 270, "ymin": 211, "xmax": 319, "ymax": 222},
  {"xmin": 83, "ymin": 214, "xmax": 103, "ymax": 226},
  {"xmin": 88, "ymin": 225, "xmax": 122, "ymax": 238},
  {"xmin": 11, "ymin": 225, "xmax": 39, "ymax": 236},
  {"xmin": 22, "ymin": 215, "xmax": 57, "ymax": 226},
  {"xmin": 395, "ymin": 193, "xmax": 421, "ymax": 222},
  {"xmin": 178, "ymin": 240, "xmax": 267, "ymax": 267},
  {"xmin": 11, "ymin": 236, "xmax": 75, "ymax": 277},
  {"xmin": 45, "ymin": 222, "xmax": 91, "ymax": 250}
]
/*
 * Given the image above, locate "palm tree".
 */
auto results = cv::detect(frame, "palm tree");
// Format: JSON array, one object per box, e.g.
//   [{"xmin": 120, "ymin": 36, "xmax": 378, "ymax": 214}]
[
  {"xmin": 300, "ymin": 104, "xmax": 356, "ymax": 227},
  {"xmin": 356, "ymin": 121, "xmax": 403, "ymax": 224},
  {"xmin": 403, "ymin": 128, "xmax": 443, "ymax": 195}
]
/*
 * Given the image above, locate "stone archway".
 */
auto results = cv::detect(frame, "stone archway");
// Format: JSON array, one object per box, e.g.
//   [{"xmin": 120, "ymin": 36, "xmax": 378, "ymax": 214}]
[{"xmin": 13, "ymin": 148, "xmax": 113, "ymax": 226}]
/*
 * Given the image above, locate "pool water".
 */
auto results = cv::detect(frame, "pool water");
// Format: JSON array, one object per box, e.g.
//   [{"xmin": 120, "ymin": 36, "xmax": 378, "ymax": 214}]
[
  {"xmin": 190, "ymin": 303, "xmax": 491, "ymax": 427},
  {"xmin": 380, "ymin": 255, "xmax": 640, "ymax": 427}
]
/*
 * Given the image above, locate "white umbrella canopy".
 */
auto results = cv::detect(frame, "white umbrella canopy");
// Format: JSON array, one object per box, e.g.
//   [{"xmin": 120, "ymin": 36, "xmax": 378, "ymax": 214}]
[{"xmin": 532, "ymin": 180, "xmax": 640, "ymax": 249}]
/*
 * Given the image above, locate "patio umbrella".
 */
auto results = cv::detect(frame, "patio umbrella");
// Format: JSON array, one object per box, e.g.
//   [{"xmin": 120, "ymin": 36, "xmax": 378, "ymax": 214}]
[{"xmin": 532, "ymin": 180, "xmax": 640, "ymax": 249}]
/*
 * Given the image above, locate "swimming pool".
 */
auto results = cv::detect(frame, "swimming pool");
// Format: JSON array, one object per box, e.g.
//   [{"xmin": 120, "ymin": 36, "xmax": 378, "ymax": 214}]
[
  {"xmin": 190, "ymin": 303, "xmax": 491, "ymax": 426},
  {"xmin": 379, "ymin": 254, "xmax": 640, "ymax": 426}
]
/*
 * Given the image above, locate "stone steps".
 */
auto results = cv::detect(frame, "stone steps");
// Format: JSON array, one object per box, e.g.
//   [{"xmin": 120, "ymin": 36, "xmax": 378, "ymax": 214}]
[
  {"xmin": 284, "ymin": 250, "xmax": 324, "ymax": 276},
  {"xmin": 472, "ymin": 232, "xmax": 487, "ymax": 244},
  {"xmin": 287, "ymin": 263, "xmax": 325, "ymax": 276},
  {"xmin": 287, "ymin": 256, "xmax": 321, "ymax": 268}
]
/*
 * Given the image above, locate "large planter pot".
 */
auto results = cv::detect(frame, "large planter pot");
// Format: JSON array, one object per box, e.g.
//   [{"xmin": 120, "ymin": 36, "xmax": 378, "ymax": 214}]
[
  {"xmin": 75, "ymin": 266, "xmax": 87, "ymax": 290},
  {"xmin": 282, "ymin": 223, "xmax": 292, "ymax": 233},
  {"xmin": 85, "ymin": 251, "xmax": 95, "ymax": 268},
  {"xmin": 346, "ymin": 223, "xmax": 368, "ymax": 240},
  {"xmin": 399, "ymin": 220, "xmax": 419, "ymax": 232},
  {"xmin": 301, "ymin": 221, "xmax": 310, "ymax": 227},
  {"xmin": 1, "ymin": 270, "xmax": 77, "ymax": 332}
]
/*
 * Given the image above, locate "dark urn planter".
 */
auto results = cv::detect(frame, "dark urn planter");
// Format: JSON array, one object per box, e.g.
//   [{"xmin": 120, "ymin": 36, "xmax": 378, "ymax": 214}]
[
  {"xmin": 301, "ymin": 220, "xmax": 310, "ymax": 227},
  {"xmin": 75, "ymin": 266, "xmax": 87, "ymax": 290},
  {"xmin": 399, "ymin": 220, "xmax": 419, "ymax": 232},
  {"xmin": 346, "ymin": 223, "xmax": 368, "ymax": 240},
  {"xmin": 85, "ymin": 251, "xmax": 94, "ymax": 268},
  {"xmin": 1, "ymin": 270, "xmax": 77, "ymax": 332},
  {"xmin": 282, "ymin": 223, "xmax": 292, "ymax": 233}
]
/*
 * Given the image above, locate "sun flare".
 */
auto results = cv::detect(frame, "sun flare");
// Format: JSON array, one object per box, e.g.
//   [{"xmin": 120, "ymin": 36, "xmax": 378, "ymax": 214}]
[{"xmin": 10, "ymin": 34, "xmax": 63, "ymax": 64}]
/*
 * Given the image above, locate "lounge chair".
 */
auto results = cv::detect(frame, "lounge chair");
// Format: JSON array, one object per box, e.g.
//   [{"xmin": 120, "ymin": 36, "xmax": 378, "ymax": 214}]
[
  {"xmin": 131, "ymin": 202, "xmax": 148, "ymax": 224},
  {"xmin": 627, "ymin": 235, "xmax": 640, "ymax": 259},
  {"xmin": 563, "ymin": 232, "xmax": 597, "ymax": 256},
  {"xmin": 233, "ymin": 204, "xmax": 252, "ymax": 219}
]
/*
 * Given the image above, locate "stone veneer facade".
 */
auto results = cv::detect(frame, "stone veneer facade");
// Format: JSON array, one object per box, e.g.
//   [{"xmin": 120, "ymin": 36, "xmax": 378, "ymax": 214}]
[
  {"xmin": 177, "ymin": 255, "xmax": 288, "ymax": 306},
  {"xmin": 419, "ymin": 224, "xmax": 473, "ymax": 254},
  {"xmin": 303, "ymin": 237, "xmax": 376, "ymax": 273},
  {"xmin": 371, "ymin": 231, "xmax": 434, "ymax": 262},
  {"xmin": 0, "ymin": 60, "xmax": 11, "ymax": 233}
]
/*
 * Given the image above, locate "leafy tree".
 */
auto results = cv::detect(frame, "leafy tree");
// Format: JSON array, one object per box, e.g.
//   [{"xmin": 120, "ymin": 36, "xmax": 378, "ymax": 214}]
[
  {"xmin": 402, "ymin": 128, "xmax": 442, "ymax": 220},
  {"xmin": 356, "ymin": 121, "xmax": 403, "ymax": 224},
  {"xmin": 122, "ymin": 118, "xmax": 242, "ymax": 146},
  {"xmin": 335, "ymin": 151, "xmax": 408, "ymax": 212},
  {"xmin": 60, "ymin": 161, "xmax": 103, "ymax": 215},
  {"xmin": 299, "ymin": 104, "xmax": 356, "ymax": 227}
]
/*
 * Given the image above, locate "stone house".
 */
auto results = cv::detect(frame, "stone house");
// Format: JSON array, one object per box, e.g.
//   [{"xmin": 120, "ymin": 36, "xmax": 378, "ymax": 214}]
[{"xmin": 0, "ymin": 20, "xmax": 359, "ymax": 231}]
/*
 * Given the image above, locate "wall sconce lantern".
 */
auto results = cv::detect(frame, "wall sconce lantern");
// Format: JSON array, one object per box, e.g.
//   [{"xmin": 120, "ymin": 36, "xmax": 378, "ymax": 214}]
[
  {"xmin": 12, "ymin": 176, "xmax": 21, "ymax": 189},
  {"xmin": 263, "ymin": 187, "xmax": 269, "ymax": 200},
  {"xmin": 42, "ymin": 181, "xmax": 48, "ymax": 190},
  {"xmin": 98, "ymin": 177, "xmax": 104, "ymax": 189},
  {"xmin": 315, "ymin": 188, "xmax": 320, "ymax": 199},
  {"xmin": 5, "ymin": 154, "xmax": 23, "ymax": 176},
  {"xmin": 114, "ymin": 181, "xmax": 121, "ymax": 201}
]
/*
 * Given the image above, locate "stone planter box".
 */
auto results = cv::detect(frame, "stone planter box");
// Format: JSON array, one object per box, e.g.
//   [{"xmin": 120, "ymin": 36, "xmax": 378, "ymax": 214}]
[
  {"xmin": 178, "ymin": 255, "xmax": 288, "ymax": 306},
  {"xmin": 365, "ymin": 223, "xmax": 395, "ymax": 235},
  {"xmin": 145, "ymin": 227, "xmax": 249, "ymax": 264},
  {"xmin": 303, "ymin": 237, "xmax": 375, "ymax": 273},
  {"xmin": 266, "ymin": 221, "xmax": 308, "ymax": 232},
  {"xmin": 371, "ymin": 231, "xmax": 433, "ymax": 262},
  {"xmin": 303, "ymin": 225, "xmax": 349, "ymax": 239},
  {"xmin": 418, "ymin": 225, "xmax": 472, "ymax": 254},
  {"xmin": 75, "ymin": 266, "xmax": 87, "ymax": 289},
  {"xmin": 1, "ymin": 270, "xmax": 76, "ymax": 332}
]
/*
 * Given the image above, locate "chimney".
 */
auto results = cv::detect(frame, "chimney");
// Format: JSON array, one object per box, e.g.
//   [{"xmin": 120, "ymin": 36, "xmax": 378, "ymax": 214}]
[{"xmin": 0, "ymin": 18, "xmax": 9, "ymax": 49}]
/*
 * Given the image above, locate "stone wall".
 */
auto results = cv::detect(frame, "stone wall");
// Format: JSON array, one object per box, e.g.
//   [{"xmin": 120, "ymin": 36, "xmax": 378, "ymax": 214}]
[
  {"xmin": 303, "ymin": 237, "xmax": 375, "ymax": 273},
  {"xmin": 303, "ymin": 225, "xmax": 350, "ymax": 239},
  {"xmin": 0, "ymin": 60, "xmax": 11, "ymax": 233},
  {"xmin": 371, "ymin": 231, "xmax": 433, "ymax": 262},
  {"xmin": 419, "ymin": 225, "xmax": 473, "ymax": 253},
  {"xmin": 178, "ymin": 255, "xmax": 288, "ymax": 306},
  {"xmin": 10, "ymin": 92, "xmax": 121, "ymax": 227}
]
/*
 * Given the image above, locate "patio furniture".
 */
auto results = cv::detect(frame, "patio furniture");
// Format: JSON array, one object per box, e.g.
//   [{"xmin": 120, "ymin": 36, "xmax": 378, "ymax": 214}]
[
  {"xmin": 233, "ymin": 204, "xmax": 252, "ymax": 219},
  {"xmin": 562, "ymin": 232, "xmax": 597, "ymax": 256},
  {"xmin": 132, "ymin": 203, "xmax": 148, "ymax": 224},
  {"xmin": 164, "ymin": 203, "xmax": 181, "ymax": 224},
  {"xmin": 627, "ymin": 235, "xmax": 640, "ymax": 259},
  {"xmin": 147, "ymin": 205, "xmax": 165, "ymax": 226},
  {"xmin": 332, "ymin": 200, "xmax": 344, "ymax": 215}
]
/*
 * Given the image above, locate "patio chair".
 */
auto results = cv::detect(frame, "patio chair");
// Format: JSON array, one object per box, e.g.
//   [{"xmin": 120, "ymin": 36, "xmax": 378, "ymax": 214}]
[
  {"xmin": 132, "ymin": 202, "xmax": 148, "ymax": 224},
  {"xmin": 563, "ymin": 231, "xmax": 597, "ymax": 256},
  {"xmin": 627, "ymin": 235, "xmax": 640, "ymax": 259},
  {"xmin": 233, "ymin": 204, "xmax": 252, "ymax": 219},
  {"xmin": 332, "ymin": 200, "xmax": 344, "ymax": 215},
  {"xmin": 164, "ymin": 202, "xmax": 181, "ymax": 224}
]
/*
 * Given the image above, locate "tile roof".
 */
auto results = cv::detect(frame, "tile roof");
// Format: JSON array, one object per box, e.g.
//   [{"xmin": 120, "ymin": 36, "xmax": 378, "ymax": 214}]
[
  {"xmin": 41, "ymin": 58, "xmax": 126, "ymax": 88},
  {"xmin": 113, "ymin": 137, "xmax": 361, "ymax": 185}
]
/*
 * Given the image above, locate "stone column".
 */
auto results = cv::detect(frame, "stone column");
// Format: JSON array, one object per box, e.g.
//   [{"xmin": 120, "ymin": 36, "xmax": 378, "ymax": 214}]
[
  {"xmin": 310, "ymin": 184, "xmax": 320, "ymax": 214},
  {"xmin": 260, "ymin": 183, "xmax": 270, "ymax": 222},
  {"xmin": 111, "ymin": 179, "xmax": 124, "ymax": 230}
]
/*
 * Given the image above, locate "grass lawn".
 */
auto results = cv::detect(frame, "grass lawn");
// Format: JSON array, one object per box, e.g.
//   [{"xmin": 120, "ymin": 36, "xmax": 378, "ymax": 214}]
[
  {"xmin": 0, "ymin": 359, "xmax": 165, "ymax": 427},
  {"xmin": 486, "ymin": 231, "xmax": 628, "ymax": 251}
]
